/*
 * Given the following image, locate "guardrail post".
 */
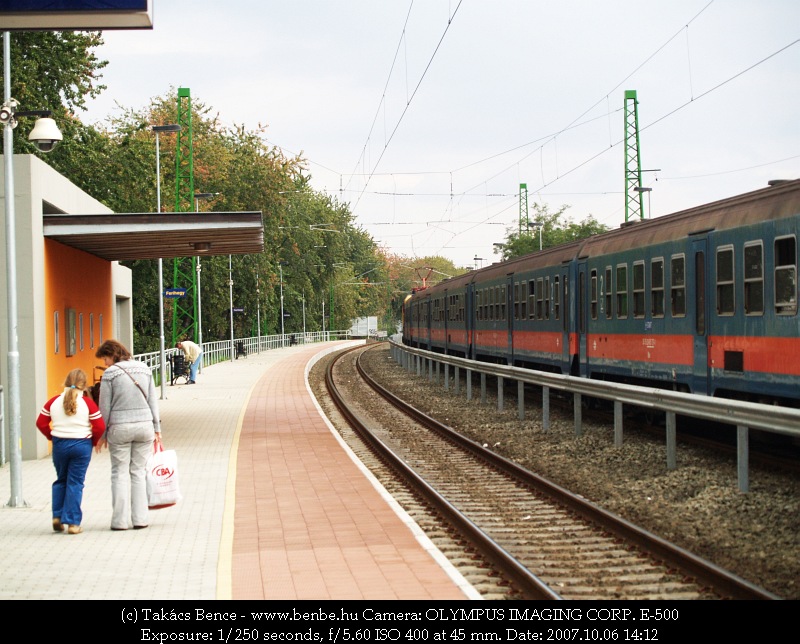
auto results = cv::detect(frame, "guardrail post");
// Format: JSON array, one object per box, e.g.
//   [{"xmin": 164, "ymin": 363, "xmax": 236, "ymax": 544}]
[
  {"xmin": 737, "ymin": 425, "xmax": 749, "ymax": 493},
  {"xmin": 614, "ymin": 401, "xmax": 623, "ymax": 447},
  {"xmin": 416, "ymin": 354, "xmax": 421, "ymax": 377},
  {"xmin": 444, "ymin": 363, "xmax": 449, "ymax": 391},
  {"xmin": 542, "ymin": 386, "xmax": 550, "ymax": 432},
  {"xmin": 466, "ymin": 369, "xmax": 473, "ymax": 401},
  {"xmin": 455, "ymin": 367, "xmax": 461, "ymax": 395},
  {"xmin": 435, "ymin": 360, "xmax": 440, "ymax": 385},
  {"xmin": 518, "ymin": 381, "xmax": 525, "ymax": 421},
  {"xmin": 480, "ymin": 372, "xmax": 487, "ymax": 404},
  {"xmin": 574, "ymin": 393, "xmax": 582, "ymax": 436},
  {"xmin": 497, "ymin": 376, "xmax": 504, "ymax": 412},
  {"xmin": 428, "ymin": 358, "xmax": 433, "ymax": 381},
  {"xmin": 666, "ymin": 411, "xmax": 677, "ymax": 470}
]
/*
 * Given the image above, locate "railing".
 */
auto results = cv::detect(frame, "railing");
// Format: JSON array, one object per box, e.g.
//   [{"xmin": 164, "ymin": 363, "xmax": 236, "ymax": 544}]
[
  {"xmin": 0, "ymin": 385, "xmax": 4, "ymax": 466},
  {"xmin": 389, "ymin": 340, "xmax": 800, "ymax": 493},
  {"xmin": 133, "ymin": 330, "xmax": 352, "ymax": 386}
]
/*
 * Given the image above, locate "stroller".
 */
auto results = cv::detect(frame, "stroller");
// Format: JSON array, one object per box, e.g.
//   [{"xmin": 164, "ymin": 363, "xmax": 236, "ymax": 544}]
[{"xmin": 169, "ymin": 353, "xmax": 191, "ymax": 385}]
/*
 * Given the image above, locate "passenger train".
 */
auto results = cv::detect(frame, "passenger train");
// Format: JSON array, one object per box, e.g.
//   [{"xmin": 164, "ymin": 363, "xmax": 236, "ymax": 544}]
[{"xmin": 402, "ymin": 179, "xmax": 800, "ymax": 407}]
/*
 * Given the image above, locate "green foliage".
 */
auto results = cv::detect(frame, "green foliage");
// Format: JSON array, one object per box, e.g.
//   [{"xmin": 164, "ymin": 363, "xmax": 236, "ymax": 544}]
[{"xmin": 495, "ymin": 202, "xmax": 609, "ymax": 262}]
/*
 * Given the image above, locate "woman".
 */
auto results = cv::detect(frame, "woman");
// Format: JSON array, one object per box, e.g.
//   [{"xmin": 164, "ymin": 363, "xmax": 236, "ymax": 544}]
[
  {"xmin": 95, "ymin": 339, "xmax": 162, "ymax": 531},
  {"xmin": 36, "ymin": 369, "xmax": 105, "ymax": 535}
]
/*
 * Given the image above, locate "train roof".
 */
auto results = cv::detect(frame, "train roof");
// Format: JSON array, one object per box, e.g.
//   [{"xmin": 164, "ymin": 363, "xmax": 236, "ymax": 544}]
[{"xmin": 407, "ymin": 179, "xmax": 800, "ymax": 298}]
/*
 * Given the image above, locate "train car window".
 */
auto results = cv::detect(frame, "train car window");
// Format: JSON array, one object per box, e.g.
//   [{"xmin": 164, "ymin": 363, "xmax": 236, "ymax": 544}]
[
  {"xmin": 616, "ymin": 264, "xmax": 628, "ymax": 318},
  {"xmin": 590, "ymin": 270, "xmax": 598, "ymax": 320},
  {"xmin": 545, "ymin": 276, "xmax": 551, "ymax": 319},
  {"xmin": 651, "ymin": 258, "xmax": 665, "ymax": 318},
  {"xmin": 554, "ymin": 276, "xmax": 560, "ymax": 320},
  {"xmin": 521, "ymin": 281, "xmax": 527, "ymax": 319},
  {"xmin": 513, "ymin": 281, "xmax": 520, "ymax": 320},
  {"xmin": 716, "ymin": 246, "xmax": 735, "ymax": 316},
  {"xmin": 604, "ymin": 266, "xmax": 613, "ymax": 319},
  {"xmin": 671, "ymin": 255, "xmax": 686, "ymax": 317},
  {"xmin": 501, "ymin": 285, "xmax": 507, "ymax": 321},
  {"xmin": 537, "ymin": 278, "xmax": 544, "ymax": 319},
  {"xmin": 528, "ymin": 280, "xmax": 536, "ymax": 320},
  {"xmin": 775, "ymin": 236, "xmax": 797, "ymax": 315},
  {"xmin": 633, "ymin": 261, "xmax": 645, "ymax": 318},
  {"xmin": 743, "ymin": 242, "xmax": 764, "ymax": 316},
  {"xmin": 563, "ymin": 278, "xmax": 569, "ymax": 332}
]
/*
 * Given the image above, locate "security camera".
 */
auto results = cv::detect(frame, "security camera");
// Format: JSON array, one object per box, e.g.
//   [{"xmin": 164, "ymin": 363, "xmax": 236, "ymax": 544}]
[
  {"xmin": 0, "ymin": 99, "xmax": 18, "ymax": 126},
  {"xmin": 28, "ymin": 117, "xmax": 62, "ymax": 153}
]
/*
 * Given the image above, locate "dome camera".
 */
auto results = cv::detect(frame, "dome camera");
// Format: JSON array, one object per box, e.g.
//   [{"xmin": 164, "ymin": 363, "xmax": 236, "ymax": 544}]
[{"xmin": 28, "ymin": 117, "xmax": 62, "ymax": 153}]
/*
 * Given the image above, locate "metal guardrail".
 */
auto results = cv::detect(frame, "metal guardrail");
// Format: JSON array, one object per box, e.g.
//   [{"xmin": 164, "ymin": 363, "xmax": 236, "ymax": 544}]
[
  {"xmin": 0, "ymin": 385, "xmax": 4, "ymax": 466},
  {"xmin": 133, "ymin": 330, "xmax": 352, "ymax": 386},
  {"xmin": 389, "ymin": 341, "xmax": 800, "ymax": 493}
]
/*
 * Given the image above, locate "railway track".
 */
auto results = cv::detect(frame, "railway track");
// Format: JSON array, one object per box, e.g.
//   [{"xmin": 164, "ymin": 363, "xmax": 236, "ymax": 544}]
[{"xmin": 324, "ymin": 343, "xmax": 779, "ymax": 600}]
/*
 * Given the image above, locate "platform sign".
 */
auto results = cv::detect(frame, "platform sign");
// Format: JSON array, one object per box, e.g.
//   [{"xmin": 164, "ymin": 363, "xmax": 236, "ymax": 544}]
[
  {"xmin": 0, "ymin": 1, "xmax": 154, "ymax": 30},
  {"xmin": 164, "ymin": 288, "xmax": 186, "ymax": 299}
]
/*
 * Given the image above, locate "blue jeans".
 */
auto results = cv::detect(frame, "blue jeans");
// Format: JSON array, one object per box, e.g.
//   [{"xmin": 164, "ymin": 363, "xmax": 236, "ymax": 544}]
[
  {"xmin": 189, "ymin": 353, "xmax": 202, "ymax": 381},
  {"xmin": 51, "ymin": 436, "xmax": 92, "ymax": 526}
]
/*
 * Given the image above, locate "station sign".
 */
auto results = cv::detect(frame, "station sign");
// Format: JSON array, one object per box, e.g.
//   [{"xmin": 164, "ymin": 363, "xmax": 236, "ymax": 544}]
[
  {"xmin": 164, "ymin": 288, "xmax": 186, "ymax": 299},
  {"xmin": 0, "ymin": 1, "xmax": 154, "ymax": 30}
]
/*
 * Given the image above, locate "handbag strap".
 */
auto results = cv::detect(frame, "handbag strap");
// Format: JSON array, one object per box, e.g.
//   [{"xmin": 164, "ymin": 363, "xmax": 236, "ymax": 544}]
[
  {"xmin": 117, "ymin": 365, "xmax": 160, "ymax": 433},
  {"xmin": 119, "ymin": 366, "xmax": 148, "ymax": 400}
]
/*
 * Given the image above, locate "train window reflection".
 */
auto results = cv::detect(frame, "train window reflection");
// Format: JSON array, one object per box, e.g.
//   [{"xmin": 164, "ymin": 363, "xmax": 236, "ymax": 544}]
[
  {"xmin": 616, "ymin": 264, "xmax": 628, "ymax": 318},
  {"xmin": 775, "ymin": 236, "xmax": 797, "ymax": 315},
  {"xmin": 651, "ymin": 258, "xmax": 665, "ymax": 318},
  {"xmin": 671, "ymin": 255, "xmax": 686, "ymax": 317},
  {"xmin": 716, "ymin": 246, "xmax": 735, "ymax": 315},
  {"xmin": 744, "ymin": 242, "xmax": 764, "ymax": 315},
  {"xmin": 633, "ymin": 261, "xmax": 645, "ymax": 318}
]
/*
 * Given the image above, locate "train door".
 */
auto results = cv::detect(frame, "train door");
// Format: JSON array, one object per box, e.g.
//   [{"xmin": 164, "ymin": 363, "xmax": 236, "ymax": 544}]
[
  {"xmin": 467, "ymin": 281, "xmax": 476, "ymax": 360},
  {"xmin": 443, "ymin": 288, "xmax": 449, "ymax": 355},
  {"xmin": 576, "ymin": 260, "xmax": 588, "ymax": 376},
  {"xmin": 506, "ymin": 274, "xmax": 515, "ymax": 364},
  {"xmin": 691, "ymin": 237, "xmax": 710, "ymax": 394},
  {"xmin": 560, "ymin": 270, "xmax": 571, "ymax": 372}
]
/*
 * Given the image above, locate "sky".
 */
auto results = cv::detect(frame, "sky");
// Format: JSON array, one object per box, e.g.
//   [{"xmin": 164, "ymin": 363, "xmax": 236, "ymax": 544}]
[{"xmin": 78, "ymin": 1, "xmax": 800, "ymax": 269}]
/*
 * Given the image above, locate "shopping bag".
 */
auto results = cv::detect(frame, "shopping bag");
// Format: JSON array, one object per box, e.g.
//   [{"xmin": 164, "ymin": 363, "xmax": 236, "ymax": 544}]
[{"xmin": 146, "ymin": 443, "xmax": 182, "ymax": 509}]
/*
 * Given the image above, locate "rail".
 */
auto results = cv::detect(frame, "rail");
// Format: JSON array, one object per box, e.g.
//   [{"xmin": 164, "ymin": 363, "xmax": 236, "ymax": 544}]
[{"xmin": 389, "ymin": 340, "xmax": 800, "ymax": 493}]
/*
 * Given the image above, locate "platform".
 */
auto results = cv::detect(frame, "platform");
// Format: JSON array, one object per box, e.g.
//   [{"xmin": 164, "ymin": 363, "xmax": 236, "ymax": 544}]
[{"xmin": 0, "ymin": 341, "xmax": 479, "ymax": 600}]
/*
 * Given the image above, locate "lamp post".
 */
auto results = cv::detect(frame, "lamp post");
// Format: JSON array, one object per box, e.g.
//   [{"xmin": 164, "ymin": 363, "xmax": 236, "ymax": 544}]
[
  {"xmin": 279, "ymin": 261, "xmax": 288, "ymax": 338},
  {"xmin": 193, "ymin": 192, "xmax": 216, "ymax": 372},
  {"xmin": 256, "ymin": 269, "xmax": 261, "ymax": 353},
  {"xmin": 3, "ymin": 31, "xmax": 63, "ymax": 506},
  {"xmin": 528, "ymin": 221, "xmax": 543, "ymax": 251},
  {"xmin": 152, "ymin": 123, "xmax": 181, "ymax": 399},
  {"xmin": 634, "ymin": 186, "xmax": 653, "ymax": 219},
  {"xmin": 473, "ymin": 256, "xmax": 484, "ymax": 269},
  {"xmin": 228, "ymin": 254, "xmax": 234, "ymax": 361}
]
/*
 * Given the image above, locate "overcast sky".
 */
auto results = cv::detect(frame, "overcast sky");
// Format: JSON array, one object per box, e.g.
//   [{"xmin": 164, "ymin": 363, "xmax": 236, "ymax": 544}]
[{"xmin": 80, "ymin": 1, "xmax": 800, "ymax": 269}]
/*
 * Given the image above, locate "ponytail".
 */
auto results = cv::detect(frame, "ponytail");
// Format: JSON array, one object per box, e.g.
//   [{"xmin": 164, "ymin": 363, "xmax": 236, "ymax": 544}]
[{"xmin": 63, "ymin": 369, "xmax": 88, "ymax": 416}]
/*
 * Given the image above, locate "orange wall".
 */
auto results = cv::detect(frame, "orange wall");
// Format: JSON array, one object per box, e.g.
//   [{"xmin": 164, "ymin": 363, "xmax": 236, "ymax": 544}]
[{"xmin": 44, "ymin": 239, "xmax": 114, "ymax": 395}]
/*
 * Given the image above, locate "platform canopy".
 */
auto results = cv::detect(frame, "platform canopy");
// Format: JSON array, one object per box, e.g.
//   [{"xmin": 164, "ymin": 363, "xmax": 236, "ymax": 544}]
[{"xmin": 43, "ymin": 211, "xmax": 264, "ymax": 261}]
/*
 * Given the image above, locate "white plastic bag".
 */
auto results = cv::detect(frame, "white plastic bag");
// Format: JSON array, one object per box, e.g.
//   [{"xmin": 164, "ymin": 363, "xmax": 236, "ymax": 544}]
[{"xmin": 146, "ymin": 443, "xmax": 182, "ymax": 509}]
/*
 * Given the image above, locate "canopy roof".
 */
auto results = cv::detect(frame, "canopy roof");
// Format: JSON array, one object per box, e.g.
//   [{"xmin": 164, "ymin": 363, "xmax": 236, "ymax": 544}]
[{"xmin": 43, "ymin": 211, "xmax": 264, "ymax": 261}]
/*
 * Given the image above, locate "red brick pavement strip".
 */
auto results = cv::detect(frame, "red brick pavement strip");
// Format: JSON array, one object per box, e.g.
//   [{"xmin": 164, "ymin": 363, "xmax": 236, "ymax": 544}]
[{"xmin": 228, "ymin": 345, "xmax": 475, "ymax": 600}]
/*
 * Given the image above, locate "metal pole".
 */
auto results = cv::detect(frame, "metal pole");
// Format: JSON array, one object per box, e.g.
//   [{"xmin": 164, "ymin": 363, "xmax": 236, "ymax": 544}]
[
  {"xmin": 3, "ymin": 31, "xmax": 26, "ymax": 507},
  {"xmin": 256, "ymin": 270, "xmax": 261, "ymax": 353},
  {"xmin": 228, "ymin": 254, "xmax": 234, "ymax": 361},
  {"xmin": 279, "ymin": 262, "xmax": 285, "ymax": 337},
  {"xmin": 302, "ymin": 292, "xmax": 306, "ymax": 340},
  {"xmin": 195, "ymin": 257, "xmax": 203, "ymax": 373},
  {"xmin": 155, "ymin": 132, "xmax": 166, "ymax": 400}
]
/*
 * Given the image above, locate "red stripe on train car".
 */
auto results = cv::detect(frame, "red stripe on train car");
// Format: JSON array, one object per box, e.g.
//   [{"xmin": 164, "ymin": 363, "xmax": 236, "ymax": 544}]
[
  {"xmin": 586, "ymin": 334, "xmax": 694, "ymax": 366},
  {"xmin": 709, "ymin": 335, "xmax": 800, "ymax": 376}
]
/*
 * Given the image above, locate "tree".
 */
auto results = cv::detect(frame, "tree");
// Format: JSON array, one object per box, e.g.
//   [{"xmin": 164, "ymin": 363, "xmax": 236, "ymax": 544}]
[{"xmin": 495, "ymin": 203, "xmax": 609, "ymax": 261}]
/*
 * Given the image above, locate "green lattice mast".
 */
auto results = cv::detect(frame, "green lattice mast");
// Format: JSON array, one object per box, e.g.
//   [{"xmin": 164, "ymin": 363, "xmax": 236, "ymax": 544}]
[
  {"xmin": 624, "ymin": 90, "xmax": 644, "ymax": 222},
  {"xmin": 519, "ymin": 182, "xmax": 529, "ymax": 235},
  {"xmin": 171, "ymin": 87, "xmax": 197, "ymax": 345}
]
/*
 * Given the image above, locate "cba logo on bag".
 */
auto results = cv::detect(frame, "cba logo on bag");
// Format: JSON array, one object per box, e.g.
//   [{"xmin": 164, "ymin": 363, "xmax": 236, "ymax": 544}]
[{"xmin": 153, "ymin": 464, "xmax": 174, "ymax": 479}]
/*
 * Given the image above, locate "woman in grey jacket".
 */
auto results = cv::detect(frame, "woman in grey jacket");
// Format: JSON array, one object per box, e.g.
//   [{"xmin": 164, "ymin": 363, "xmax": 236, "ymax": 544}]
[{"xmin": 95, "ymin": 339, "xmax": 162, "ymax": 531}]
